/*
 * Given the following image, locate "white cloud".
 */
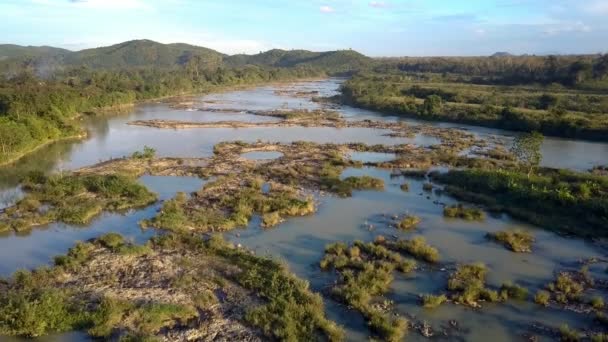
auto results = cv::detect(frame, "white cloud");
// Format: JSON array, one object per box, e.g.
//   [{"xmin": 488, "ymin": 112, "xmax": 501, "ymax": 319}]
[
  {"xmin": 30, "ymin": 0, "xmax": 151, "ymax": 10},
  {"xmin": 69, "ymin": 0, "xmax": 151, "ymax": 10},
  {"xmin": 59, "ymin": 30, "xmax": 280, "ymax": 55},
  {"xmin": 320, "ymin": 5, "xmax": 334, "ymax": 13},
  {"xmin": 583, "ymin": 0, "xmax": 608, "ymax": 15},
  {"xmin": 543, "ymin": 21, "xmax": 591, "ymax": 36},
  {"xmin": 369, "ymin": 1, "xmax": 387, "ymax": 8}
]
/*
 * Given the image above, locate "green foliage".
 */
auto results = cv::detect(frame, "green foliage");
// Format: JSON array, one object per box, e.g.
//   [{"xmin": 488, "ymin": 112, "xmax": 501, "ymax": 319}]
[
  {"xmin": 392, "ymin": 236, "xmax": 440, "ymax": 263},
  {"xmin": 397, "ymin": 215, "xmax": 421, "ymax": 230},
  {"xmin": 534, "ymin": 290, "xmax": 551, "ymax": 306},
  {"xmin": 0, "ymin": 288, "xmax": 90, "ymax": 337},
  {"xmin": 500, "ymin": 282, "xmax": 528, "ymax": 300},
  {"xmin": 0, "ymin": 173, "xmax": 157, "ymax": 232},
  {"xmin": 559, "ymin": 324, "xmax": 580, "ymax": 342},
  {"xmin": 421, "ymin": 294, "xmax": 447, "ymax": 309},
  {"xmin": 341, "ymin": 72, "xmax": 608, "ymax": 141},
  {"xmin": 487, "ymin": 229, "xmax": 535, "ymax": 253},
  {"xmin": 433, "ymin": 168, "xmax": 608, "ymax": 237},
  {"xmin": 0, "ymin": 55, "xmax": 327, "ymax": 164},
  {"xmin": 592, "ymin": 296, "xmax": 605, "ymax": 310},
  {"xmin": 319, "ymin": 238, "xmax": 420, "ymax": 340},
  {"xmin": 511, "ymin": 132, "xmax": 544, "ymax": 176},
  {"xmin": 447, "ymin": 263, "xmax": 502, "ymax": 306},
  {"xmin": 443, "ymin": 204, "xmax": 485, "ymax": 221},
  {"xmin": 131, "ymin": 146, "xmax": 156, "ymax": 159}
]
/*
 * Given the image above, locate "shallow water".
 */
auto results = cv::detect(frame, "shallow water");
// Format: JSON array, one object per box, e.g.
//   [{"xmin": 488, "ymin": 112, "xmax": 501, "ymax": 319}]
[
  {"xmin": 230, "ymin": 167, "xmax": 606, "ymax": 340},
  {"xmin": 0, "ymin": 79, "xmax": 607, "ymax": 341},
  {"xmin": 0, "ymin": 175, "xmax": 204, "ymax": 276}
]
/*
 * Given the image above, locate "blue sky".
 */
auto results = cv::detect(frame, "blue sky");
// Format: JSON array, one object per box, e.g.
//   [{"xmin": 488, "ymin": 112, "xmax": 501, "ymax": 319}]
[{"xmin": 1, "ymin": 0, "xmax": 607, "ymax": 56}]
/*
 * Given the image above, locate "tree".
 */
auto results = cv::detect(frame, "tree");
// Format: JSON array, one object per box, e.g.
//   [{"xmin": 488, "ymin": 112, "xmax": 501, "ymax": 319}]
[
  {"xmin": 421, "ymin": 95, "xmax": 442, "ymax": 116},
  {"xmin": 511, "ymin": 132, "xmax": 544, "ymax": 177}
]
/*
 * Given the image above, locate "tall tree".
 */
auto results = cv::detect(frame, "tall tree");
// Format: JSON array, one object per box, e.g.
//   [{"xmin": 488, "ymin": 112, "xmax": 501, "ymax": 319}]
[{"xmin": 511, "ymin": 131, "xmax": 544, "ymax": 177}]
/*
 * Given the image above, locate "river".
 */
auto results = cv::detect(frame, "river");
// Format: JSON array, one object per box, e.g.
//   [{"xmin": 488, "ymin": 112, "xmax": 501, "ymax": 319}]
[{"xmin": 1, "ymin": 78, "xmax": 607, "ymax": 341}]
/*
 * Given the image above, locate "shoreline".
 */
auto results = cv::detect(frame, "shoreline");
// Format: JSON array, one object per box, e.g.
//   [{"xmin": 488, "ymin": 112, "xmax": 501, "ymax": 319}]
[
  {"xmin": 0, "ymin": 133, "xmax": 87, "ymax": 168},
  {"xmin": 0, "ymin": 77, "xmax": 330, "ymax": 168}
]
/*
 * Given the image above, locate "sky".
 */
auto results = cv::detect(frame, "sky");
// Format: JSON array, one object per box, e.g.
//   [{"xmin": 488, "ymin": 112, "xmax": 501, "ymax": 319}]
[{"xmin": 0, "ymin": 0, "xmax": 607, "ymax": 56}]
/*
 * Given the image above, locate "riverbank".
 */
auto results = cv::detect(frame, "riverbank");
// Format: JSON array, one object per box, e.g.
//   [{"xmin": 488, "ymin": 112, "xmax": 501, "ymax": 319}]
[
  {"xmin": 0, "ymin": 67, "xmax": 328, "ymax": 168},
  {"xmin": 341, "ymin": 75, "xmax": 608, "ymax": 142}
]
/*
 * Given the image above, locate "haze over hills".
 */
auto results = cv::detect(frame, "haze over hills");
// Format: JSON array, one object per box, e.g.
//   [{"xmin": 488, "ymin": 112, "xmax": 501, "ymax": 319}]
[{"xmin": 0, "ymin": 39, "xmax": 371, "ymax": 73}]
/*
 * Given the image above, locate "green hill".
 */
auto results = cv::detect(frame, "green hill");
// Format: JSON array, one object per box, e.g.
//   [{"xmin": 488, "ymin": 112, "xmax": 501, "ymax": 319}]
[
  {"xmin": 0, "ymin": 40, "xmax": 371, "ymax": 73},
  {"xmin": 0, "ymin": 44, "xmax": 69, "ymax": 60},
  {"xmin": 62, "ymin": 39, "xmax": 225, "ymax": 69},
  {"xmin": 225, "ymin": 49, "xmax": 372, "ymax": 72}
]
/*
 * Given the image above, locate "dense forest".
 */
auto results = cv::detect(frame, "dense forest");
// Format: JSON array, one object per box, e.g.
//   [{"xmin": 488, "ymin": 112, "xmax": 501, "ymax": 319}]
[
  {"xmin": 374, "ymin": 54, "xmax": 608, "ymax": 89},
  {"xmin": 341, "ymin": 54, "xmax": 608, "ymax": 140}
]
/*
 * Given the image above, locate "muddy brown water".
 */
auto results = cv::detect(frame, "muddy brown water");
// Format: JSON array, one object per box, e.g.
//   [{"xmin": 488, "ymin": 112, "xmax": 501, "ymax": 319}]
[{"xmin": 0, "ymin": 79, "xmax": 607, "ymax": 341}]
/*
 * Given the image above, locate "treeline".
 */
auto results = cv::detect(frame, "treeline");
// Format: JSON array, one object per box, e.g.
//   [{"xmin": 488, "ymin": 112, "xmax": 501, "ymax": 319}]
[
  {"xmin": 0, "ymin": 65, "xmax": 325, "ymax": 164},
  {"xmin": 341, "ymin": 74, "xmax": 608, "ymax": 140},
  {"xmin": 375, "ymin": 54, "xmax": 608, "ymax": 89}
]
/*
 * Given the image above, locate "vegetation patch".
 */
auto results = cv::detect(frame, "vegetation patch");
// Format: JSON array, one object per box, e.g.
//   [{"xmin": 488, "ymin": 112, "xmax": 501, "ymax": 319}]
[
  {"xmin": 0, "ymin": 172, "xmax": 157, "ymax": 232},
  {"xmin": 487, "ymin": 229, "xmax": 535, "ymax": 253},
  {"xmin": 421, "ymin": 294, "xmax": 448, "ymax": 309},
  {"xmin": 433, "ymin": 168, "xmax": 608, "ymax": 238},
  {"xmin": 320, "ymin": 239, "xmax": 416, "ymax": 341},
  {"xmin": 397, "ymin": 215, "xmax": 421, "ymax": 230},
  {"xmin": 443, "ymin": 204, "xmax": 485, "ymax": 221},
  {"xmin": 0, "ymin": 233, "xmax": 343, "ymax": 341}
]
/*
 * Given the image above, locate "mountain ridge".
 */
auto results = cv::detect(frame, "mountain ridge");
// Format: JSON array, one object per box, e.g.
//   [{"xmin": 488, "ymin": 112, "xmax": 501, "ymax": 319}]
[{"xmin": 0, "ymin": 39, "xmax": 370, "ymax": 72}]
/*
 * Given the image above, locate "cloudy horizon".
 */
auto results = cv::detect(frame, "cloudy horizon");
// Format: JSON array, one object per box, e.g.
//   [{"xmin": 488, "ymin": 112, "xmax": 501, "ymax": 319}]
[{"xmin": 1, "ymin": 0, "xmax": 607, "ymax": 56}]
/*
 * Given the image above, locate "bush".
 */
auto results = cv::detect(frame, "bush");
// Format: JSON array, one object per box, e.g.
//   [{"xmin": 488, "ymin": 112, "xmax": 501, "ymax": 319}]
[
  {"xmin": 131, "ymin": 146, "xmax": 156, "ymax": 159},
  {"xmin": 591, "ymin": 296, "xmax": 605, "ymax": 310},
  {"xmin": 443, "ymin": 204, "xmax": 485, "ymax": 221},
  {"xmin": 559, "ymin": 324, "xmax": 580, "ymax": 342},
  {"xmin": 0, "ymin": 287, "xmax": 89, "ymax": 338},
  {"xmin": 534, "ymin": 290, "xmax": 551, "ymax": 306},
  {"xmin": 394, "ymin": 236, "xmax": 439, "ymax": 263},
  {"xmin": 421, "ymin": 294, "xmax": 447, "ymax": 309},
  {"xmin": 488, "ymin": 229, "xmax": 535, "ymax": 253},
  {"xmin": 397, "ymin": 215, "xmax": 421, "ymax": 230},
  {"xmin": 500, "ymin": 282, "xmax": 528, "ymax": 300}
]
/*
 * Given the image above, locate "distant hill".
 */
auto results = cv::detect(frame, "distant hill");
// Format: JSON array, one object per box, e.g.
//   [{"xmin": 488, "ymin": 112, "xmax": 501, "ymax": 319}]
[
  {"xmin": 0, "ymin": 44, "xmax": 69, "ymax": 60},
  {"xmin": 226, "ymin": 48, "xmax": 372, "ymax": 72},
  {"xmin": 0, "ymin": 40, "xmax": 371, "ymax": 74},
  {"xmin": 61, "ymin": 40, "xmax": 225, "ymax": 69},
  {"xmin": 491, "ymin": 52, "xmax": 514, "ymax": 57}
]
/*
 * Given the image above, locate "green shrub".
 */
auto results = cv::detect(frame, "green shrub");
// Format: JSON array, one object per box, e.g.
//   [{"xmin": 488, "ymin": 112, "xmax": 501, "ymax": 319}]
[
  {"xmin": 0, "ymin": 288, "xmax": 90, "ymax": 337},
  {"xmin": 534, "ymin": 290, "xmax": 551, "ymax": 306},
  {"xmin": 421, "ymin": 294, "xmax": 447, "ymax": 309},
  {"xmin": 98, "ymin": 233, "xmax": 125, "ymax": 249},
  {"xmin": 394, "ymin": 236, "xmax": 439, "ymax": 263},
  {"xmin": 397, "ymin": 215, "xmax": 421, "ymax": 230},
  {"xmin": 591, "ymin": 296, "xmax": 605, "ymax": 310},
  {"xmin": 368, "ymin": 310, "xmax": 408, "ymax": 342},
  {"xmin": 443, "ymin": 204, "xmax": 485, "ymax": 221},
  {"xmin": 487, "ymin": 229, "xmax": 535, "ymax": 253},
  {"xmin": 500, "ymin": 282, "xmax": 529, "ymax": 300},
  {"xmin": 131, "ymin": 146, "xmax": 156, "ymax": 159},
  {"xmin": 559, "ymin": 324, "xmax": 580, "ymax": 342}
]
